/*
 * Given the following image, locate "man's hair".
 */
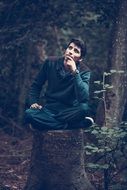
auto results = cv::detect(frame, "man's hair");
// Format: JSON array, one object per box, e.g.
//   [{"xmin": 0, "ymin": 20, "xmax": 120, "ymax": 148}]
[{"xmin": 67, "ymin": 38, "xmax": 87, "ymax": 58}]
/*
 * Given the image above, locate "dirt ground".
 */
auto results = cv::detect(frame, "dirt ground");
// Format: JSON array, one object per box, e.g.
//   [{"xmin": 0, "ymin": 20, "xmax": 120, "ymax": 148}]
[{"xmin": 0, "ymin": 129, "xmax": 33, "ymax": 190}]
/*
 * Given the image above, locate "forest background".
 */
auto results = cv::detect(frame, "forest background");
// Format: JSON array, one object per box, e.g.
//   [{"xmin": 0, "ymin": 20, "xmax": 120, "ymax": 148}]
[{"xmin": 0, "ymin": 0, "xmax": 127, "ymax": 190}]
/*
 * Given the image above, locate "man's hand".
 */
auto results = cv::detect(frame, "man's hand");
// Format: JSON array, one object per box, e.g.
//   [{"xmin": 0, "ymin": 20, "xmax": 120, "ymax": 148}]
[
  {"xmin": 64, "ymin": 56, "xmax": 77, "ymax": 73},
  {"xmin": 30, "ymin": 103, "xmax": 42, "ymax": 109}
]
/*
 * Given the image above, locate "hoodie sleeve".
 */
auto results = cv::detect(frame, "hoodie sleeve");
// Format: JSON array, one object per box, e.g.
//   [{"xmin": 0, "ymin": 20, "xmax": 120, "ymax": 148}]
[
  {"xmin": 28, "ymin": 59, "xmax": 48, "ymax": 105},
  {"xmin": 73, "ymin": 71, "xmax": 91, "ymax": 103}
]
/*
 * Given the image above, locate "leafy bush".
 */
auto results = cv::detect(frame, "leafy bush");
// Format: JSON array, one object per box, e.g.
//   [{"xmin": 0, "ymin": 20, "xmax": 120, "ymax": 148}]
[{"xmin": 84, "ymin": 122, "xmax": 127, "ymax": 189}]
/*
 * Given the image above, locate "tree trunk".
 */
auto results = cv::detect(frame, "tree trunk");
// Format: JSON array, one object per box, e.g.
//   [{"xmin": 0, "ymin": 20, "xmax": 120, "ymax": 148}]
[
  {"xmin": 24, "ymin": 129, "xmax": 95, "ymax": 190},
  {"xmin": 106, "ymin": 0, "xmax": 127, "ymax": 127},
  {"xmin": 17, "ymin": 41, "xmax": 46, "ymax": 125},
  {"xmin": 17, "ymin": 42, "xmax": 33, "ymax": 125}
]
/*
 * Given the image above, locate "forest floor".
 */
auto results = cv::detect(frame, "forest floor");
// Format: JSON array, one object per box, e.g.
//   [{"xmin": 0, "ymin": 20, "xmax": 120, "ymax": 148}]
[{"xmin": 0, "ymin": 129, "xmax": 33, "ymax": 190}]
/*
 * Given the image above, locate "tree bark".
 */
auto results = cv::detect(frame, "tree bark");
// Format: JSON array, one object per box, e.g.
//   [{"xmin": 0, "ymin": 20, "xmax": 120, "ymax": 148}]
[
  {"xmin": 106, "ymin": 0, "xmax": 127, "ymax": 127},
  {"xmin": 24, "ymin": 129, "xmax": 95, "ymax": 190},
  {"xmin": 17, "ymin": 42, "xmax": 33, "ymax": 124},
  {"xmin": 17, "ymin": 41, "xmax": 46, "ymax": 125}
]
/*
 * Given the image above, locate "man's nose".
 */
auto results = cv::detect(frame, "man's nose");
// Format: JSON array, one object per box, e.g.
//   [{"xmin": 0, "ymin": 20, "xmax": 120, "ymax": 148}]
[{"xmin": 69, "ymin": 50, "xmax": 73, "ymax": 55}]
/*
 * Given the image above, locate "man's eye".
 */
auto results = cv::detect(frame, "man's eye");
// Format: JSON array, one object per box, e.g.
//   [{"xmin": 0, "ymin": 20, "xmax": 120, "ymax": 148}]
[
  {"xmin": 68, "ymin": 46, "xmax": 73, "ymax": 50},
  {"xmin": 74, "ymin": 49, "xmax": 80, "ymax": 54}
]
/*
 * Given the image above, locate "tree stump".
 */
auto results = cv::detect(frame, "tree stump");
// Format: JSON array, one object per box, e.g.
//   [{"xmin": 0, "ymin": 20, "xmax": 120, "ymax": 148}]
[{"xmin": 24, "ymin": 129, "xmax": 95, "ymax": 190}]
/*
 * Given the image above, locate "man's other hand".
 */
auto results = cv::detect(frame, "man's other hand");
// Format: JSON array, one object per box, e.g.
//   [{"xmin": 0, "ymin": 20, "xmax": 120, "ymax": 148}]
[{"xmin": 30, "ymin": 103, "xmax": 42, "ymax": 109}]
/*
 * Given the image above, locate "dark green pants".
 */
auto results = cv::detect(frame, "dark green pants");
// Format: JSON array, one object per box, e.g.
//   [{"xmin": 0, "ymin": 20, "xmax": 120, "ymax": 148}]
[{"xmin": 25, "ymin": 103, "xmax": 90, "ymax": 131}]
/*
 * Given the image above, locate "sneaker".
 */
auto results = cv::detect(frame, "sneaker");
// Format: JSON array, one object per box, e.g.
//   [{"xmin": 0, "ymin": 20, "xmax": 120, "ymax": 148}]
[{"xmin": 84, "ymin": 117, "xmax": 94, "ymax": 127}]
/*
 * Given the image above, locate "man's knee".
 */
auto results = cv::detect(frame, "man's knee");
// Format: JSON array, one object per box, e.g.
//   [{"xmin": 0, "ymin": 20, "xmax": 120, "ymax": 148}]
[
  {"xmin": 79, "ymin": 103, "xmax": 89, "ymax": 114},
  {"xmin": 25, "ymin": 108, "xmax": 35, "ymax": 121}
]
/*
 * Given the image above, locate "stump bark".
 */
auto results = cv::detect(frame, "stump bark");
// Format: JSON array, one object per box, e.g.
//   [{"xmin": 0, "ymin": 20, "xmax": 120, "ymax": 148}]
[{"xmin": 24, "ymin": 129, "xmax": 95, "ymax": 190}]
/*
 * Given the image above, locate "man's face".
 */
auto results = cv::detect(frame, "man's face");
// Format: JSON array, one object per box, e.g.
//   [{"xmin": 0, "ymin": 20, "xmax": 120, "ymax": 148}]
[{"xmin": 64, "ymin": 42, "xmax": 82, "ymax": 63}]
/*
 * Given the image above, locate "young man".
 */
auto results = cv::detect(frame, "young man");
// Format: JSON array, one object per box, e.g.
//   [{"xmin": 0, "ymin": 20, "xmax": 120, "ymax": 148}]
[{"xmin": 25, "ymin": 38, "xmax": 94, "ymax": 131}]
